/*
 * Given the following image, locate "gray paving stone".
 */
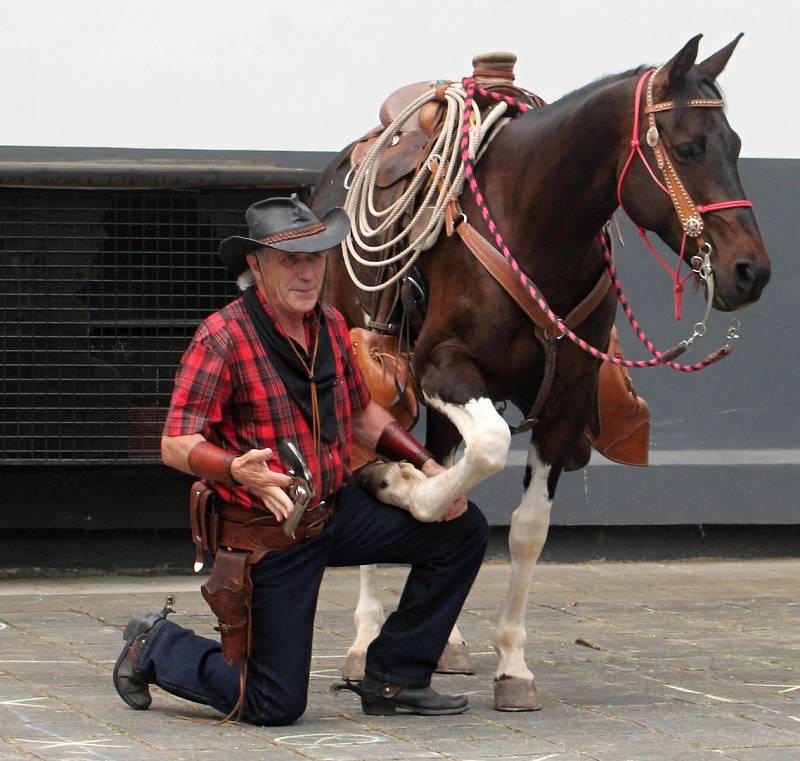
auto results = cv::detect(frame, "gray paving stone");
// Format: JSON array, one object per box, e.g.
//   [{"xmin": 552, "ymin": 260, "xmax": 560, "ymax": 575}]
[
  {"xmin": 2, "ymin": 560, "xmax": 800, "ymax": 760},
  {"xmin": 721, "ymin": 747, "xmax": 800, "ymax": 761}
]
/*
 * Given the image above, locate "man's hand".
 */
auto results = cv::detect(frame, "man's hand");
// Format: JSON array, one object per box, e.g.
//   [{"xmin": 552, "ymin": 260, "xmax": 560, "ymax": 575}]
[
  {"xmin": 420, "ymin": 458, "xmax": 468, "ymax": 522},
  {"xmin": 230, "ymin": 448, "xmax": 295, "ymax": 521}
]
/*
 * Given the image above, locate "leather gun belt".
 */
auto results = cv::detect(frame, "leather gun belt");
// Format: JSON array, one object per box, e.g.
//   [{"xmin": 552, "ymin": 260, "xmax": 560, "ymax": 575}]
[{"xmin": 218, "ymin": 499, "xmax": 334, "ymax": 564}]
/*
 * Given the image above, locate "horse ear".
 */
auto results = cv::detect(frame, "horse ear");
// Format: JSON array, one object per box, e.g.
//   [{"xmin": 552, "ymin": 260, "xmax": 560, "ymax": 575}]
[
  {"xmin": 698, "ymin": 33, "xmax": 744, "ymax": 80},
  {"xmin": 662, "ymin": 34, "xmax": 702, "ymax": 93}
]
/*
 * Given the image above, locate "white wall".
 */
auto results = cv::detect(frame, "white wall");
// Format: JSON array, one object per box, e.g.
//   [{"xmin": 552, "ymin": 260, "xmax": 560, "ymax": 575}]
[{"xmin": 0, "ymin": 0, "xmax": 794, "ymax": 158}]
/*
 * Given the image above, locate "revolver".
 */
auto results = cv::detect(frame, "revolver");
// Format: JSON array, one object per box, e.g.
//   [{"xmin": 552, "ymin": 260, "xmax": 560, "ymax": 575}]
[{"xmin": 278, "ymin": 437, "xmax": 316, "ymax": 538}]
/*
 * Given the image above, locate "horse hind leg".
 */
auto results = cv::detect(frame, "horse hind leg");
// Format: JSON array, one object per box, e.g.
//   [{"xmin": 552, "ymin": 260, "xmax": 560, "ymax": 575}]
[
  {"xmin": 494, "ymin": 445, "xmax": 557, "ymax": 711},
  {"xmin": 343, "ymin": 565, "xmax": 385, "ymax": 681},
  {"xmin": 437, "ymin": 623, "xmax": 475, "ymax": 674},
  {"xmin": 431, "ymin": 424, "xmax": 477, "ymax": 675}
]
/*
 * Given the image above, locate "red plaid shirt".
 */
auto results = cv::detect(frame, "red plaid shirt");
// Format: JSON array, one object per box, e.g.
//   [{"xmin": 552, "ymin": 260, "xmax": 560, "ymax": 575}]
[{"xmin": 163, "ymin": 289, "xmax": 371, "ymax": 509}]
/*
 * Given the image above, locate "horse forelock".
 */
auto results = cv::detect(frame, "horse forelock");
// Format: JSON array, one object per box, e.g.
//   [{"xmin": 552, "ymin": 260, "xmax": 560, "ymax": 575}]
[{"xmin": 672, "ymin": 66, "xmax": 724, "ymax": 107}]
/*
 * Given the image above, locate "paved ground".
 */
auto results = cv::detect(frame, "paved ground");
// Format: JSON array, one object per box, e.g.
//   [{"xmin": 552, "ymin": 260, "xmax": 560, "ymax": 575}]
[{"xmin": 1, "ymin": 559, "xmax": 799, "ymax": 761}]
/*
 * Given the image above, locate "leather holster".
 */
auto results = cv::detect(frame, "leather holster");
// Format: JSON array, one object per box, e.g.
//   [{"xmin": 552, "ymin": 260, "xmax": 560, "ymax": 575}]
[
  {"xmin": 200, "ymin": 548, "xmax": 252, "ymax": 669},
  {"xmin": 190, "ymin": 482, "xmax": 252, "ymax": 669}
]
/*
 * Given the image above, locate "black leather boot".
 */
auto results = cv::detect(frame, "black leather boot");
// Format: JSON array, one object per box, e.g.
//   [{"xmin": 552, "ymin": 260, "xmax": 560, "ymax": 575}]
[
  {"xmin": 112, "ymin": 597, "xmax": 174, "ymax": 710},
  {"xmin": 334, "ymin": 675, "xmax": 469, "ymax": 716}
]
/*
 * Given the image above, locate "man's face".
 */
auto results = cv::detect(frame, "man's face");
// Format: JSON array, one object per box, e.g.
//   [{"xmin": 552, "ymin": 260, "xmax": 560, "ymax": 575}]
[{"xmin": 247, "ymin": 248, "xmax": 327, "ymax": 320}]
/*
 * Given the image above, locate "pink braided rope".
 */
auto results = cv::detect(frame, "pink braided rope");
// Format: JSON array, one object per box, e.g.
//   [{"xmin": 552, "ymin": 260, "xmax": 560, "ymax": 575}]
[{"xmin": 462, "ymin": 78, "xmax": 727, "ymax": 372}]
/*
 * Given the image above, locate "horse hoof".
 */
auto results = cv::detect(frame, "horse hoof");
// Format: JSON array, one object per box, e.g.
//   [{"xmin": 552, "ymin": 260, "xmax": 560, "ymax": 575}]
[
  {"xmin": 342, "ymin": 652, "xmax": 366, "ymax": 682},
  {"xmin": 436, "ymin": 642, "xmax": 475, "ymax": 674},
  {"xmin": 493, "ymin": 676, "xmax": 541, "ymax": 711}
]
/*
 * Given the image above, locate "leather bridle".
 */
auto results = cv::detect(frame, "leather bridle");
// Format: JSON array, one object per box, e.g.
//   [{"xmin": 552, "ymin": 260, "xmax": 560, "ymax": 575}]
[{"xmin": 616, "ymin": 68, "xmax": 754, "ymax": 318}]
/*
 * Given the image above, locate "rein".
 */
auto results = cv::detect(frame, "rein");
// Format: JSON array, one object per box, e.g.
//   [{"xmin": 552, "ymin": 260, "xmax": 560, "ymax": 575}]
[{"xmin": 459, "ymin": 74, "xmax": 746, "ymax": 372}]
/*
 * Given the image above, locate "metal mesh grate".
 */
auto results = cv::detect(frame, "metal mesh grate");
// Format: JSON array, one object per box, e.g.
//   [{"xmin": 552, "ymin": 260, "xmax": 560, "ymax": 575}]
[{"xmin": 1, "ymin": 186, "xmax": 305, "ymax": 464}]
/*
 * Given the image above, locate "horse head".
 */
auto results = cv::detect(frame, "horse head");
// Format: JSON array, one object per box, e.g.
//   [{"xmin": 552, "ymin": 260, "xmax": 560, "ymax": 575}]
[{"xmin": 617, "ymin": 34, "xmax": 771, "ymax": 311}]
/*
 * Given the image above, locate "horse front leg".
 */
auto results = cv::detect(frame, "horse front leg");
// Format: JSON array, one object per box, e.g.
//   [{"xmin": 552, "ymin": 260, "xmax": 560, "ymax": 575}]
[
  {"xmin": 409, "ymin": 395, "xmax": 511, "ymax": 522},
  {"xmin": 356, "ymin": 397, "xmax": 510, "ymax": 522},
  {"xmin": 494, "ymin": 444, "xmax": 559, "ymax": 711}
]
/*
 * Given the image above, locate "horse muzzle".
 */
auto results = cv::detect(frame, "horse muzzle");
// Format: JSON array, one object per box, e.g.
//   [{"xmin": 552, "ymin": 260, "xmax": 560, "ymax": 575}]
[{"xmin": 712, "ymin": 256, "xmax": 771, "ymax": 311}]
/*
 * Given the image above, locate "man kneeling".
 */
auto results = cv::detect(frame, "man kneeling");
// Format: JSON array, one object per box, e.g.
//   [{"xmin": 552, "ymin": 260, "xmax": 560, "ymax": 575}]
[{"xmin": 112, "ymin": 197, "xmax": 488, "ymax": 725}]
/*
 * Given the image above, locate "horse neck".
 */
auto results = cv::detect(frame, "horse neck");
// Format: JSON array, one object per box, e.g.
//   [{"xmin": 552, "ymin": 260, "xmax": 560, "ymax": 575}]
[{"xmin": 480, "ymin": 75, "xmax": 636, "ymax": 279}]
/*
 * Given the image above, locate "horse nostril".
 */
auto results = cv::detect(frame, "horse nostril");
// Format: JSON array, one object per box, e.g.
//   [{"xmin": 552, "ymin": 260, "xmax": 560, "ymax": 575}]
[
  {"xmin": 733, "ymin": 258, "xmax": 770, "ymax": 297},
  {"xmin": 734, "ymin": 260, "xmax": 754, "ymax": 287}
]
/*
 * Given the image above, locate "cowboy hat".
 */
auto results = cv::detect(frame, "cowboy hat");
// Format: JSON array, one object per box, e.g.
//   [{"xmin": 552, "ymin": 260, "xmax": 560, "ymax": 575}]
[{"xmin": 218, "ymin": 196, "xmax": 349, "ymax": 275}]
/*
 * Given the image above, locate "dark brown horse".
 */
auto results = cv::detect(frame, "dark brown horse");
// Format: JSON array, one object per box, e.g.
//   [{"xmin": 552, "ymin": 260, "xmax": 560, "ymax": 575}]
[{"xmin": 312, "ymin": 36, "xmax": 770, "ymax": 710}]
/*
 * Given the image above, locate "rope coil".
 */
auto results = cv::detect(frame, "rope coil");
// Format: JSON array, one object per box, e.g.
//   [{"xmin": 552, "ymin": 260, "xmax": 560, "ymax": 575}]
[{"xmin": 340, "ymin": 82, "xmax": 506, "ymax": 292}]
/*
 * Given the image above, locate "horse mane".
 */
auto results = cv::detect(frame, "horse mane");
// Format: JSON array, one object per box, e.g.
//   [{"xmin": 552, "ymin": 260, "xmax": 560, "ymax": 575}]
[
  {"xmin": 530, "ymin": 62, "xmax": 724, "ymax": 130},
  {"xmin": 546, "ymin": 66, "xmax": 651, "ymax": 112}
]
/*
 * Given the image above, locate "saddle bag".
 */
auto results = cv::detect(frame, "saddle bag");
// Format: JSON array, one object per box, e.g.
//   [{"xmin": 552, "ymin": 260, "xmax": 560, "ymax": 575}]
[
  {"xmin": 585, "ymin": 327, "xmax": 651, "ymax": 466},
  {"xmin": 349, "ymin": 328, "xmax": 419, "ymax": 470}
]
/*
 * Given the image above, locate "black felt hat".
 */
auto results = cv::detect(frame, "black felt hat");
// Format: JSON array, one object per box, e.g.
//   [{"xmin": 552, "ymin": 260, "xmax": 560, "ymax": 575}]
[{"xmin": 218, "ymin": 196, "xmax": 350, "ymax": 275}]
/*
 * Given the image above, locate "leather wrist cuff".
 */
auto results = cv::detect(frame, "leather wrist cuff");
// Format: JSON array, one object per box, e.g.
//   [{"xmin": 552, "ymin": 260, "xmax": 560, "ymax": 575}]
[
  {"xmin": 187, "ymin": 441, "xmax": 237, "ymax": 485},
  {"xmin": 375, "ymin": 421, "xmax": 434, "ymax": 469}
]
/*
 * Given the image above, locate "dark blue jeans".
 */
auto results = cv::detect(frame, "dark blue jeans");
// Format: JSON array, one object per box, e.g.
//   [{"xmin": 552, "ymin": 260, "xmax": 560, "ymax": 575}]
[{"xmin": 136, "ymin": 485, "xmax": 488, "ymax": 725}]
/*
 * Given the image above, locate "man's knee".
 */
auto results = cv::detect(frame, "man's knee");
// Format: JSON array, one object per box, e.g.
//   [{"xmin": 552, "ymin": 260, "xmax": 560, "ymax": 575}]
[
  {"xmin": 463, "ymin": 502, "xmax": 489, "ymax": 544},
  {"xmin": 246, "ymin": 690, "xmax": 307, "ymax": 726},
  {"xmin": 443, "ymin": 502, "xmax": 489, "ymax": 563}
]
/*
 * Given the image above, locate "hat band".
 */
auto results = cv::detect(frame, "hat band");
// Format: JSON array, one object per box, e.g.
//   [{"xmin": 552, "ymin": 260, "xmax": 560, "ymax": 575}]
[{"xmin": 257, "ymin": 222, "xmax": 326, "ymax": 246}]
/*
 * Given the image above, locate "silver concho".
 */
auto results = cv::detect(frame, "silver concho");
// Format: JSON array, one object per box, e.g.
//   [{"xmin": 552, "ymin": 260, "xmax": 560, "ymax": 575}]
[
  {"xmin": 646, "ymin": 126, "xmax": 659, "ymax": 147},
  {"xmin": 684, "ymin": 215, "xmax": 704, "ymax": 237}
]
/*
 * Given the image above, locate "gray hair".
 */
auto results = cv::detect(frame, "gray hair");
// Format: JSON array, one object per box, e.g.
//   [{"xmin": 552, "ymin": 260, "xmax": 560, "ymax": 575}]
[
  {"xmin": 237, "ymin": 269, "xmax": 255, "ymax": 291},
  {"xmin": 236, "ymin": 246, "xmax": 269, "ymax": 290}
]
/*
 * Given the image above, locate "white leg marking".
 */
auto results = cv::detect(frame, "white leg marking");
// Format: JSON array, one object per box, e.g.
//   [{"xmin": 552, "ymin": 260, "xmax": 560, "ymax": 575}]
[
  {"xmin": 348, "ymin": 566, "xmax": 385, "ymax": 658},
  {"xmin": 495, "ymin": 446, "xmax": 552, "ymax": 681},
  {"xmin": 409, "ymin": 396, "xmax": 510, "ymax": 521}
]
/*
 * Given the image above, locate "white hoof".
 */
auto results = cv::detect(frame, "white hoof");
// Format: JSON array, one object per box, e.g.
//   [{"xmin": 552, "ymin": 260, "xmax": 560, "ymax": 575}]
[{"xmin": 355, "ymin": 460, "xmax": 425, "ymax": 509}]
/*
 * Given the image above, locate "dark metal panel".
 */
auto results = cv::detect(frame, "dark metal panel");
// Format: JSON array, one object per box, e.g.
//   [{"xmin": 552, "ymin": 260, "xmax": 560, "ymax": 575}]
[
  {"xmin": 0, "ymin": 464, "xmax": 192, "ymax": 530},
  {"xmin": 0, "ymin": 185, "xmax": 306, "ymax": 464},
  {"xmin": 0, "ymin": 146, "xmax": 331, "ymax": 189}
]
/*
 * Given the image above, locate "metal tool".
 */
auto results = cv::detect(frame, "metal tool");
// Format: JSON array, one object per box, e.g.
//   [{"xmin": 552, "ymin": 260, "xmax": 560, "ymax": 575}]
[{"xmin": 278, "ymin": 438, "xmax": 316, "ymax": 538}]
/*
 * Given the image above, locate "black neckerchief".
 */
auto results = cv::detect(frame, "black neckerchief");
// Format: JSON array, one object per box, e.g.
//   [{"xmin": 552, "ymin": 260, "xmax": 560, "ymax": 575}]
[{"xmin": 242, "ymin": 286, "xmax": 338, "ymax": 443}]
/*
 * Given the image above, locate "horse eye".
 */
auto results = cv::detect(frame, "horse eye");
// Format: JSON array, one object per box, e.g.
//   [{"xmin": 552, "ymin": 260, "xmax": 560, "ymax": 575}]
[{"xmin": 675, "ymin": 142, "xmax": 701, "ymax": 159}]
